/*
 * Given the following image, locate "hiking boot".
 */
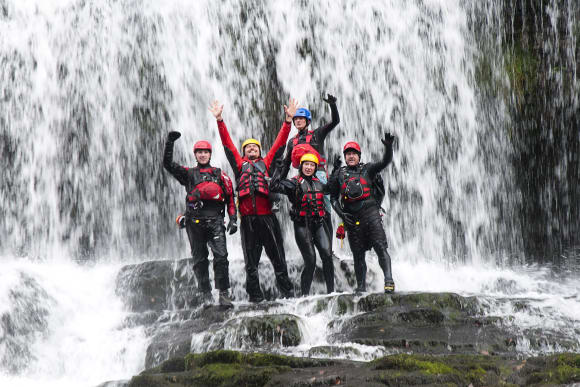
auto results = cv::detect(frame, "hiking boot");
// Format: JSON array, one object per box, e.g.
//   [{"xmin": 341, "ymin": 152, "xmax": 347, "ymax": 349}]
[
  {"xmin": 384, "ymin": 281, "xmax": 395, "ymax": 294},
  {"xmin": 218, "ymin": 290, "xmax": 234, "ymax": 308}
]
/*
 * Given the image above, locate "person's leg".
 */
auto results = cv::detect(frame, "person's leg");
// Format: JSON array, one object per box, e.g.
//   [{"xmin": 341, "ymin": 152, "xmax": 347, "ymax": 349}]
[
  {"xmin": 261, "ymin": 215, "xmax": 295, "ymax": 298},
  {"xmin": 294, "ymin": 221, "xmax": 316, "ymax": 296},
  {"xmin": 347, "ymin": 226, "xmax": 367, "ymax": 293},
  {"xmin": 313, "ymin": 221, "xmax": 334, "ymax": 293},
  {"xmin": 186, "ymin": 222, "xmax": 211, "ymax": 293},
  {"xmin": 240, "ymin": 216, "xmax": 265, "ymax": 302},
  {"xmin": 316, "ymin": 169, "xmax": 333, "ymax": 242},
  {"xmin": 367, "ymin": 211, "xmax": 395, "ymax": 292},
  {"xmin": 206, "ymin": 219, "xmax": 230, "ymax": 291}
]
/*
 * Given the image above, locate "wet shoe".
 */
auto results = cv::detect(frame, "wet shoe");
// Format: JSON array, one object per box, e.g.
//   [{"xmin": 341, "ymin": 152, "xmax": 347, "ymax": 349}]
[
  {"xmin": 219, "ymin": 290, "xmax": 234, "ymax": 308},
  {"xmin": 281, "ymin": 290, "xmax": 295, "ymax": 299},
  {"xmin": 384, "ymin": 281, "xmax": 395, "ymax": 294}
]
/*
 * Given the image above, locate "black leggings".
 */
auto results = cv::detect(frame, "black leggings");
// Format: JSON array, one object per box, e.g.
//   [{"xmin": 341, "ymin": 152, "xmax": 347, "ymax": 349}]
[{"xmin": 294, "ymin": 219, "xmax": 334, "ymax": 295}]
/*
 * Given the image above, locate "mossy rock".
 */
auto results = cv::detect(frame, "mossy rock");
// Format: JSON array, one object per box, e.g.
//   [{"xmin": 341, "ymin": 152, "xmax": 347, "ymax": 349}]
[
  {"xmin": 358, "ymin": 292, "xmax": 480, "ymax": 314},
  {"xmin": 371, "ymin": 353, "xmax": 505, "ymax": 386},
  {"xmin": 522, "ymin": 353, "xmax": 580, "ymax": 385}
]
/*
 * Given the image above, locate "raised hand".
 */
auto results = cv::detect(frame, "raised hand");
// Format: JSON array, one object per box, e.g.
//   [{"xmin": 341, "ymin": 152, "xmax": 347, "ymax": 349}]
[
  {"xmin": 168, "ymin": 131, "xmax": 181, "ymax": 141},
  {"xmin": 322, "ymin": 93, "xmax": 337, "ymax": 104},
  {"xmin": 284, "ymin": 98, "xmax": 299, "ymax": 122},
  {"xmin": 381, "ymin": 132, "xmax": 395, "ymax": 147},
  {"xmin": 208, "ymin": 100, "xmax": 224, "ymax": 121}
]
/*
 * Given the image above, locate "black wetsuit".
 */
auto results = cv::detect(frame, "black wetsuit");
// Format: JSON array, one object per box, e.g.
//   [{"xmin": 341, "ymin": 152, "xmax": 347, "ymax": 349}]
[
  {"xmin": 163, "ymin": 136, "xmax": 236, "ymax": 293},
  {"xmin": 328, "ymin": 143, "xmax": 394, "ymax": 291},
  {"xmin": 270, "ymin": 173, "xmax": 334, "ymax": 295}
]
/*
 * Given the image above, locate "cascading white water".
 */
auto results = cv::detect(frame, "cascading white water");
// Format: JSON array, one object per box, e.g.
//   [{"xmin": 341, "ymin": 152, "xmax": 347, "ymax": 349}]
[{"xmin": 1, "ymin": 0, "xmax": 579, "ymax": 385}]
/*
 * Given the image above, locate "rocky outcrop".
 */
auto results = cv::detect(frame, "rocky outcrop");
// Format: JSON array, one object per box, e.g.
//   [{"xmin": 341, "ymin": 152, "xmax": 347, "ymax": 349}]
[{"xmin": 125, "ymin": 349, "xmax": 580, "ymax": 387}]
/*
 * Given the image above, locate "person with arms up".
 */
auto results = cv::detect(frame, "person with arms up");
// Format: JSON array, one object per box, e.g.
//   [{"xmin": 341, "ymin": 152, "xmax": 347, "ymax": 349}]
[
  {"xmin": 328, "ymin": 133, "xmax": 396, "ymax": 294},
  {"xmin": 270, "ymin": 153, "xmax": 334, "ymax": 296},
  {"xmin": 163, "ymin": 134, "xmax": 237, "ymax": 308},
  {"xmin": 278, "ymin": 94, "xmax": 340, "ymax": 238},
  {"xmin": 209, "ymin": 99, "xmax": 298, "ymax": 303}
]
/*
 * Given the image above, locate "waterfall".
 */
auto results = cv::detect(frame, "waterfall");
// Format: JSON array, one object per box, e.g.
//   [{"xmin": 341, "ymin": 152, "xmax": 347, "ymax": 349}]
[{"xmin": 1, "ymin": 0, "xmax": 578, "ymax": 385}]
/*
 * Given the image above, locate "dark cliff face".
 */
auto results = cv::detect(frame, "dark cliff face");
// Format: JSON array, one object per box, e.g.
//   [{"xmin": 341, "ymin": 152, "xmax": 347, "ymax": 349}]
[{"xmin": 503, "ymin": 0, "xmax": 580, "ymax": 263}]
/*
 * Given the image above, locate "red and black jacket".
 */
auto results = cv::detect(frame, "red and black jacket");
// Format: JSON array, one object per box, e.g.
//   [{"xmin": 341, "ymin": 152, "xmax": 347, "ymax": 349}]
[
  {"xmin": 217, "ymin": 119, "xmax": 291, "ymax": 216},
  {"xmin": 163, "ymin": 139, "xmax": 236, "ymax": 219},
  {"xmin": 279, "ymin": 102, "xmax": 339, "ymax": 178},
  {"xmin": 269, "ymin": 174, "xmax": 328, "ymax": 220}
]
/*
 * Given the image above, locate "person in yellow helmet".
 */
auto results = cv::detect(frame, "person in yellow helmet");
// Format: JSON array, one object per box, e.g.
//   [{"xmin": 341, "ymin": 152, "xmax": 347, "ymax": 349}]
[
  {"xmin": 210, "ymin": 99, "xmax": 299, "ymax": 303},
  {"xmin": 270, "ymin": 153, "xmax": 334, "ymax": 296}
]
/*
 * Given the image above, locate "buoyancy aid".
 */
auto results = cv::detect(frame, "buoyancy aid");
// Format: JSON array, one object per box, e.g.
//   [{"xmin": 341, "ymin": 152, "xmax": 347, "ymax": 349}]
[
  {"xmin": 291, "ymin": 130, "xmax": 326, "ymax": 167},
  {"xmin": 237, "ymin": 159, "xmax": 270, "ymax": 198},
  {"xmin": 294, "ymin": 176, "xmax": 326, "ymax": 218},
  {"xmin": 186, "ymin": 167, "xmax": 228, "ymax": 204},
  {"xmin": 338, "ymin": 165, "xmax": 372, "ymax": 203}
]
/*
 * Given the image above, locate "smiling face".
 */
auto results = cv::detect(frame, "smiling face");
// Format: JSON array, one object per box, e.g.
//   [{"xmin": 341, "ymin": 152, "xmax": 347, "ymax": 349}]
[
  {"xmin": 244, "ymin": 143, "xmax": 261, "ymax": 160},
  {"xmin": 194, "ymin": 149, "xmax": 211, "ymax": 165},
  {"xmin": 301, "ymin": 161, "xmax": 317, "ymax": 176},
  {"xmin": 293, "ymin": 117, "xmax": 308, "ymax": 131},
  {"xmin": 344, "ymin": 150, "xmax": 360, "ymax": 167}
]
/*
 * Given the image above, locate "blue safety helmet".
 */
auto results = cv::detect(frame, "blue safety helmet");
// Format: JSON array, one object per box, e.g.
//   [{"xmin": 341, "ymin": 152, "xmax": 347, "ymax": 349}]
[{"xmin": 293, "ymin": 108, "xmax": 312, "ymax": 123}]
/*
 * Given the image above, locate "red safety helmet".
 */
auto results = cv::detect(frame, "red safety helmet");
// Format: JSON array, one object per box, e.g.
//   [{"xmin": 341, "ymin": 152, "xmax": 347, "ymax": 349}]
[
  {"xmin": 193, "ymin": 140, "xmax": 212, "ymax": 153},
  {"xmin": 343, "ymin": 141, "xmax": 361, "ymax": 154}
]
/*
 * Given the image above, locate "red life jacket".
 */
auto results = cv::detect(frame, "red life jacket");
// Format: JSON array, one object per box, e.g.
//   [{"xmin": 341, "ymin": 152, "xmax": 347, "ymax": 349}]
[
  {"xmin": 338, "ymin": 165, "xmax": 372, "ymax": 203},
  {"xmin": 291, "ymin": 130, "xmax": 326, "ymax": 167},
  {"xmin": 294, "ymin": 176, "xmax": 325, "ymax": 218},
  {"xmin": 237, "ymin": 159, "xmax": 270, "ymax": 198},
  {"xmin": 186, "ymin": 167, "xmax": 228, "ymax": 204}
]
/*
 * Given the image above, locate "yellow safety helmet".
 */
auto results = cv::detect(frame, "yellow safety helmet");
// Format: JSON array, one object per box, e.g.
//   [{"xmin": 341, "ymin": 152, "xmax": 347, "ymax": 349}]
[
  {"xmin": 300, "ymin": 153, "xmax": 319, "ymax": 165},
  {"xmin": 241, "ymin": 138, "xmax": 262, "ymax": 152}
]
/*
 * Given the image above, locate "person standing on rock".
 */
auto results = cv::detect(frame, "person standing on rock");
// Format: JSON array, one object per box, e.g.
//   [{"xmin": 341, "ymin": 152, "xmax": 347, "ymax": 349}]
[
  {"xmin": 270, "ymin": 153, "xmax": 334, "ymax": 296},
  {"xmin": 163, "ymin": 134, "xmax": 237, "ymax": 308},
  {"xmin": 210, "ymin": 99, "xmax": 298, "ymax": 303},
  {"xmin": 328, "ymin": 134, "xmax": 396, "ymax": 294},
  {"xmin": 277, "ymin": 94, "xmax": 340, "ymax": 239}
]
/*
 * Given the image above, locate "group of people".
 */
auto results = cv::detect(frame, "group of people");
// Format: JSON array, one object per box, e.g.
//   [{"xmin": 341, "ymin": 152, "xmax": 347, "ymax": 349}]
[{"xmin": 163, "ymin": 95, "xmax": 395, "ymax": 308}]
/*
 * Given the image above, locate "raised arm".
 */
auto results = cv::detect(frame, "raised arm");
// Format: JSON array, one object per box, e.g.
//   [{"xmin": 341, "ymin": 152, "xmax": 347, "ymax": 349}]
[
  {"xmin": 163, "ymin": 131, "xmax": 190, "ymax": 185},
  {"xmin": 209, "ymin": 100, "xmax": 243, "ymax": 177},
  {"xmin": 366, "ymin": 132, "xmax": 395, "ymax": 179},
  {"xmin": 314, "ymin": 94, "xmax": 340, "ymax": 144},
  {"xmin": 264, "ymin": 97, "xmax": 299, "ymax": 169}
]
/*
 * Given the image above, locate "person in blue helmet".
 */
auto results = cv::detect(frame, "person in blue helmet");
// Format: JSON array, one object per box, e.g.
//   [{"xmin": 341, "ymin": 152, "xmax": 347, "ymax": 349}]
[{"xmin": 277, "ymin": 94, "xmax": 340, "ymax": 240}]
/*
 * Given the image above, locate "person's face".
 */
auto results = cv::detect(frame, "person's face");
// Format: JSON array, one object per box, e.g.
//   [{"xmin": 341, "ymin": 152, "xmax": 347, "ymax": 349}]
[
  {"xmin": 293, "ymin": 117, "xmax": 308, "ymax": 131},
  {"xmin": 244, "ymin": 143, "xmax": 260, "ymax": 160},
  {"xmin": 344, "ymin": 151, "xmax": 360, "ymax": 166},
  {"xmin": 301, "ymin": 161, "xmax": 316, "ymax": 176},
  {"xmin": 195, "ymin": 150, "xmax": 211, "ymax": 164}
]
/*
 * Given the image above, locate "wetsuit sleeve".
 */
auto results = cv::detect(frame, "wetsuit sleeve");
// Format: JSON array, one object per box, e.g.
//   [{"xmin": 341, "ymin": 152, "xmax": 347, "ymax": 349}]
[
  {"xmin": 279, "ymin": 139, "xmax": 294, "ymax": 179},
  {"xmin": 328, "ymin": 168, "xmax": 345, "ymax": 218},
  {"xmin": 366, "ymin": 142, "xmax": 393, "ymax": 179},
  {"xmin": 220, "ymin": 171, "xmax": 237, "ymax": 218},
  {"xmin": 269, "ymin": 177, "xmax": 296, "ymax": 196},
  {"xmin": 269, "ymin": 141, "xmax": 287, "ymax": 175},
  {"xmin": 313, "ymin": 101, "xmax": 340, "ymax": 147},
  {"xmin": 217, "ymin": 120, "xmax": 243, "ymax": 178},
  {"xmin": 264, "ymin": 121, "xmax": 292, "ymax": 170},
  {"xmin": 163, "ymin": 138, "xmax": 189, "ymax": 185}
]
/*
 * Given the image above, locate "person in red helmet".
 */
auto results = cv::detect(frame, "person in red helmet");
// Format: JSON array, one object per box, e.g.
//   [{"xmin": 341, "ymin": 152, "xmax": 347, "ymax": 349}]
[
  {"xmin": 328, "ymin": 133, "xmax": 396, "ymax": 294},
  {"xmin": 163, "ymin": 133, "xmax": 237, "ymax": 308},
  {"xmin": 209, "ymin": 99, "xmax": 298, "ymax": 303},
  {"xmin": 270, "ymin": 153, "xmax": 334, "ymax": 296}
]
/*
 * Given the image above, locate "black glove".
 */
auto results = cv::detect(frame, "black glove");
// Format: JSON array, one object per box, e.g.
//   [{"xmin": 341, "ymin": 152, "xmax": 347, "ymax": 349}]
[
  {"xmin": 226, "ymin": 218, "xmax": 238, "ymax": 235},
  {"xmin": 332, "ymin": 154, "xmax": 342, "ymax": 171},
  {"xmin": 323, "ymin": 94, "xmax": 337, "ymax": 104},
  {"xmin": 381, "ymin": 132, "xmax": 395, "ymax": 147},
  {"xmin": 168, "ymin": 131, "xmax": 181, "ymax": 142},
  {"xmin": 343, "ymin": 213, "xmax": 357, "ymax": 227}
]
